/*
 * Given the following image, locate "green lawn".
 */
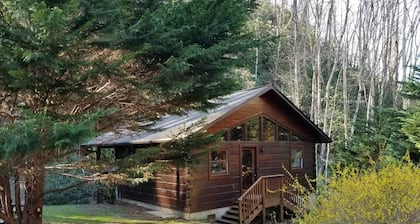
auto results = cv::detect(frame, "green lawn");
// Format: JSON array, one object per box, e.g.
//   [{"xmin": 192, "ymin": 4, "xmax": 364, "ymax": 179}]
[{"xmin": 43, "ymin": 204, "xmax": 208, "ymax": 224}]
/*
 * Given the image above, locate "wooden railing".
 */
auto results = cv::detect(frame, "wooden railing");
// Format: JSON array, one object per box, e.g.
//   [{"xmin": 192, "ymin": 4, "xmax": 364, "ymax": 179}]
[
  {"xmin": 238, "ymin": 174, "xmax": 285, "ymax": 224},
  {"xmin": 284, "ymin": 175, "xmax": 305, "ymax": 209},
  {"xmin": 237, "ymin": 174, "xmax": 306, "ymax": 224}
]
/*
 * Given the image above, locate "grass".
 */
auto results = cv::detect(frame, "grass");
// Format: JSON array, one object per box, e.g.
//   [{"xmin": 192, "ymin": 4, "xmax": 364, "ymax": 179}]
[{"xmin": 43, "ymin": 204, "xmax": 208, "ymax": 224}]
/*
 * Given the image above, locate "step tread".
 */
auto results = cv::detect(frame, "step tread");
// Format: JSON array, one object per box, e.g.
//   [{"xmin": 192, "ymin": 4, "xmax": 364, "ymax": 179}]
[
  {"xmin": 227, "ymin": 209, "xmax": 239, "ymax": 215},
  {"xmin": 217, "ymin": 218, "xmax": 239, "ymax": 224},
  {"xmin": 222, "ymin": 213, "xmax": 239, "ymax": 220}
]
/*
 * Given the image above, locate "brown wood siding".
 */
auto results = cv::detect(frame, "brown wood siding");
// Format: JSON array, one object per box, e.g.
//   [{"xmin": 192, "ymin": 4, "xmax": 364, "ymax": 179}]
[
  {"xmin": 120, "ymin": 168, "xmax": 189, "ymax": 212},
  {"xmin": 187, "ymin": 140, "xmax": 316, "ymax": 213}
]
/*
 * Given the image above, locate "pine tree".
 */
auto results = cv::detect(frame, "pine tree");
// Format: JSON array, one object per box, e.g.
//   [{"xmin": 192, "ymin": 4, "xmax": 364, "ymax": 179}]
[
  {"xmin": 401, "ymin": 65, "xmax": 420, "ymax": 154},
  {"xmin": 0, "ymin": 1, "xmax": 257, "ymax": 223}
]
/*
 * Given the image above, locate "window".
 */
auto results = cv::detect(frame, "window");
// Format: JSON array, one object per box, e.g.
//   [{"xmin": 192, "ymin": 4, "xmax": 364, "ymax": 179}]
[
  {"xmin": 247, "ymin": 118, "xmax": 260, "ymax": 141},
  {"xmin": 210, "ymin": 151, "xmax": 228, "ymax": 174},
  {"xmin": 225, "ymin": 115, "xmax": 297, "ymax": 142},
  {"xmin": 291, "ymin": 148, "xmax": 303, "ymax": 169},
  {"xmin": 278, "ymin": 125, "xmax": 289, "ymax": 141},
  {"xmin": 230, "ymin": 124, "xmax": 244, "ymax": 141},
  {"xmin": 290, "ymin": 133, "xmax": 301, "ymax": 141},
  {"xmin": 262, "ymin": 117, "xmax": 275, "ymax": 141}
]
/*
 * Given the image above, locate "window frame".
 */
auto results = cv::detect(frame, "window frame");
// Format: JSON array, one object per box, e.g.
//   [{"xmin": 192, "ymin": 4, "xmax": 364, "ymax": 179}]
[
  {"xmin": 224, "ymin": 114, "xmax": 305, "ymax": 142},
  {"xmin": 261, "ymin": 116, "xmax": 276, "ymax": 141},
  {"xmin": 209, "ymin": 150, "xmax": 229, "ymax": 176},
  {"xmin": 290, "ymin": 147, "xmax": 304, "ymax": 169}
]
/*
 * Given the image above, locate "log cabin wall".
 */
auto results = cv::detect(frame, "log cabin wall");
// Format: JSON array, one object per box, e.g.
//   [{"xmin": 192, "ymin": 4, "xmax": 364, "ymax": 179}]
[
  {"xmin": 187, "ymin": 141, "xmax": 315, "ymax": 213},
  {"xmin": 187, "ymin": 93, "xmax": 318, "ymax": 213},
  {"xmin": 120, "ymin": 167, "xmax": 189, "ymax": 211},
  {"xmin": 116, "ymin": 146, "xmax": 189, "ymax": 212}
]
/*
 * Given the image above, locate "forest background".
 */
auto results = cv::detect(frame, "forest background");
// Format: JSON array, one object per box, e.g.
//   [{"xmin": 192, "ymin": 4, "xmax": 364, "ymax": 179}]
[{"xmin": 0, "ymin": 0, "xmax": 419, "ymax": 223}]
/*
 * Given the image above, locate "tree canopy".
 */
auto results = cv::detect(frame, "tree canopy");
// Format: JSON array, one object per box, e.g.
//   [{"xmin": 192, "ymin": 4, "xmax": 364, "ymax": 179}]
[{"xmin": 0, "ymin": 0, "xmax": 258, "ymax": 223}]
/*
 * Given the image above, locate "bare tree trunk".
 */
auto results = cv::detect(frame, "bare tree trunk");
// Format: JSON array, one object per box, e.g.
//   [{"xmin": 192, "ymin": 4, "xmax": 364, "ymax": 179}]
[
  {"xmin": 21, "ymin": 154, "xmax": 46, "ymax": 224},
  {"xmin": 292, "ymin": 0, "xmax": 301, "ymax": 107},
  {"xmin": 15, "ymin": 175, "xmax": 23, "ymax": 223},
  {"xmin": 0, "ymin": 177, "xmax": 16, "ymax": 224}
]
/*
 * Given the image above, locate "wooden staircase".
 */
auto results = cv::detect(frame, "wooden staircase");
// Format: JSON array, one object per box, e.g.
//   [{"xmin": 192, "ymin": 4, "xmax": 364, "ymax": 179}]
[
  {"xmin": 216, "ymin": 174, "xmax": 305, "ymax": 224},
  {"xmin": 217, "ymin": 204, "xmax": 240, "ymax": 224}
]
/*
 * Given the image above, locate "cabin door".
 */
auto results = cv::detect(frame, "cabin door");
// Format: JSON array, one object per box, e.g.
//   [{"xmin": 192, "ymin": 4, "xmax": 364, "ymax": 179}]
[{"xmin": 241, "ymin": 147, "xmax": 256, "ymax": 192}]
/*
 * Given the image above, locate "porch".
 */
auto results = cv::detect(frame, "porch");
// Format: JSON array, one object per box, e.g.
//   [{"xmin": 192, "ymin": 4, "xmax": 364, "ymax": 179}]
[{"xmin": 217, "ymin": 174, "xmax": 305, "ymax": 224}]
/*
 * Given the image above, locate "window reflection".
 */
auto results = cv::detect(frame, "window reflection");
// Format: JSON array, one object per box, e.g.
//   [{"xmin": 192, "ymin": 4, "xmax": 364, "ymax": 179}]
[
  {"xmin": 210, "ymin": 151, "xmax": 228, "ymax": 174},
  {"xmin": 291, "ymin": 148, "xmax": 303, "ymax": 168},
  {"xmin": 247, "ymin": 118, "xmax": 260, "ymax": 141},
  {"xmin": 278, "ymin": 125, "xmax": 289, "ymax": 141},
  {"xmin": 262, "ymin": 118, "xmax": 275, "ymax": 141},
  {"xmin": 230, "ymin": 124, "xmax": 244, "ymax": 141}
]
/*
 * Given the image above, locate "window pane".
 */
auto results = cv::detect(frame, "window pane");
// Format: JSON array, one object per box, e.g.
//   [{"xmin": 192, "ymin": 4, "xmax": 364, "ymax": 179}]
[
  {"xmin": 230, "ymin": 124, "xmax": 244, "ymax": 141},
  {"xmin": 210, "ymin": 151, "xmax": 227, "ymax": 174},
  {"xmin": 290, "ymin": 133, "xmax": 301, "ymax": 141},
  {"xmin": 278, "ymin": 125, "xmax": 289, "ymax": 141},
  {"xmin": 262, "ymin": 117, "xmax": 275, "ymax": 141},
  {"xmin": 291, "ymin": 149, "xmax": 303, "ymax": 168},
  {"xmin": 247, "ymin": 118, "xmax": 260, "ymax": 141},
  {"xmin": 222, "ymin": 130, "xmax": 229, "ymax": 141}
]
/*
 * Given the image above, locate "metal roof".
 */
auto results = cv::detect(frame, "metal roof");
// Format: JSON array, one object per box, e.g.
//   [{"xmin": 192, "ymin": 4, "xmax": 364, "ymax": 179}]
[{"xmin": 83, "ymin": 85, "xmax": 331, "ymax": 147}]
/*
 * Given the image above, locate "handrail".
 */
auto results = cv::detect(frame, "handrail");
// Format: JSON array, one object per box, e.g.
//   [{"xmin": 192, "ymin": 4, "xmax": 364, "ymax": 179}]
[
  {"xmin": 283, "ymin": 175, "xmax": 305, "ymax": 209},
  {"xmin": 237, "ymin": 174, "xmax": 307, "ymax": 223},
  {"xmin": 238, "ymin": 174, "xmax": 285, "ymax": 223},
  {"xmin": 238, "ymin": 174, "xmax": 284, "ymax": 201}
]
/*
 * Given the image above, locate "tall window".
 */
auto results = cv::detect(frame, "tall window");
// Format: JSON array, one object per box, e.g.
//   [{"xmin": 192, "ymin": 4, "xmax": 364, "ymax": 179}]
[
  {"xmin": 278, "ymin": 125, "xmax": 289, "ymax": 141},
  {"xmin": 225, "ymin": 115, "xmax": 303, "ymax": 142},
  {"xmin": 291, "ymin": 148, "xmax": 303, "ymax": 169},
  {"xmin": 262, "ymin": 117, "xmax": 275, "ymax": 141},
  {"xmin": 247, "ymin": 118, "xmax": 260, "ymax": 141},
  {"xmin": 290, "ymin": 133, "xmax": 301, "ymax": 141},
  {"xmin": 230, "ymin": 124, "xmax": 244, "ymax": 141},
  {"xmin": 210, "ymin": 151, "xmax": 228, "ymax": 174}
]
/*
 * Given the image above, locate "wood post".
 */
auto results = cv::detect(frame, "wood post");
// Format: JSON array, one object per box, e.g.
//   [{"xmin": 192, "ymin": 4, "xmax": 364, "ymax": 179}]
[
  {"xmin": 262, "ymin": 178, "xmax": 266, "ymax": 223},
  {"xmin": 280, "ymin": 176, "xmax": 284, "ymax": 222}
]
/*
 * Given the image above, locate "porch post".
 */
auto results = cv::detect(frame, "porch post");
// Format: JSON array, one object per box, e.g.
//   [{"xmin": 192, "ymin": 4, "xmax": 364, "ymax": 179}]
[
  {"xmin": 280, "ymin": 176, "xmax": 284, "ymax": 222},
  {"xmin": 262, "ymin": 178, "xmax": 266, "ymax": 223}
]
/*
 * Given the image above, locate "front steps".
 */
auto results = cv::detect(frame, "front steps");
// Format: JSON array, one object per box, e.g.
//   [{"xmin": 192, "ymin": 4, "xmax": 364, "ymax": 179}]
[{"xmin": 217, "ymin": 205, "xmax": 240, "ymax": 224}]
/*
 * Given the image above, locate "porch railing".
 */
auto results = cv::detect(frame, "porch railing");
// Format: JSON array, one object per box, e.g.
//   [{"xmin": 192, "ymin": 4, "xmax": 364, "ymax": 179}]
[
  {"xmin": 237, "ymin": 174, "xmax": 306, "ymax": 224},
  {"xmin": 238, "ymin": 174, "xmax": 285, "ymax": 223}
]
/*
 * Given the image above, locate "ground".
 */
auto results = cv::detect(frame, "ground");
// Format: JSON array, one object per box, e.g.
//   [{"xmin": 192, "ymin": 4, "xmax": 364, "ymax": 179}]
[{"xmin": 43, "ymin": 203, "xmax": 208, "ymax": 224}]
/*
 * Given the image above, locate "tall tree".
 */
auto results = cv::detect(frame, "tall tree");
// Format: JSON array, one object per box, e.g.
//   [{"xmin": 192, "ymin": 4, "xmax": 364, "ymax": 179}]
[{"xmin": 0, "ymin": 0, "xmax": 257, "ymax": 223}]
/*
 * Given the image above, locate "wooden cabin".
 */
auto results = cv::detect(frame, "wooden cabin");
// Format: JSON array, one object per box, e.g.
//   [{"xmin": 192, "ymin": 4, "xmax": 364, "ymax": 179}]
[{"xmin": 84, "ymin": 85, "xmax": 331, "ymax": 223}]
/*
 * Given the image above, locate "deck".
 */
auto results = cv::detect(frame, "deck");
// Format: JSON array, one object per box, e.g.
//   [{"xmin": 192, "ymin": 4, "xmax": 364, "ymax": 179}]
[{"xmin": 217, "ymin": 174, "xmax": 306, "ymax": 224}]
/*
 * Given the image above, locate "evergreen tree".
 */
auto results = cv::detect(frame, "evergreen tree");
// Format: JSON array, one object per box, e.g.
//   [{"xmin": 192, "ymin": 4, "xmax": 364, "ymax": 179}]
[
  {"xmin": 401, "ymin": 65, "xmax": 420, "ymax": 155},
  {"xmin": 0, "ymin": 0, "xmax": 257, "ymax": 223}
]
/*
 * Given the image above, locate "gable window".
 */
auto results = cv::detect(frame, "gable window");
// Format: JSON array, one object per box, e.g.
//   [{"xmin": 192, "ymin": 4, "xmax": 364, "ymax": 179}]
[
  {"xmin": 262, "ymin": 117, "xmax": 275, "ymax": 141},
  {"xmin": 230, "ymin": 124, "xmax": 245, "ymax": 141},
  {"xmin": 291, "ymin": 148, "xmax": 303, "ymax": 169},
  {"xmin": 290, "ymin": 133, "xmax": 301, "ymax": 141},
  {"xmin": 277, "ymin": 125, "xmax": 289, "ymax": 141},
  {"xmin": 247, "ymin": 117, "xmax": 260, "ymax": 141},
  {"xmin": 225, "ymin": 115, "xmax": 303, "ymax": 142},
  {"xmin": 210, "ymin": 151, "xmax": 228, "ymax": 174}
]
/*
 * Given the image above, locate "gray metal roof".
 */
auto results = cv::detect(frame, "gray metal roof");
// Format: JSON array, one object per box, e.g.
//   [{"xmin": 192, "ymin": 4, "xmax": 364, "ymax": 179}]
[
  {"xmin": 83, "ymin": 85, "xmax": 332, "ymax": 147},
  {"xmin": 83, "ymin": 86, "xmax": 271, "ymax": 147}
]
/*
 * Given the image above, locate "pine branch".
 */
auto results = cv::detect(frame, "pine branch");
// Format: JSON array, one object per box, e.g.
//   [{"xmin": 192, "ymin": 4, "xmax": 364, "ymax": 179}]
[{"xmin": 43, "ymin": 179, "xmax": 91, "ymax": 196}]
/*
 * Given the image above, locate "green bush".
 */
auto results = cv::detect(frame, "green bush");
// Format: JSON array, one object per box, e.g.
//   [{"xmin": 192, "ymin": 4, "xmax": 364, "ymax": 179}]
[
  {"xmin": 298, "ymin": 163, "xmax": 420, "ymax": 224},
  {"xmin": 43, "ymin": 173, "xmax": 96, "ymax": 205}
]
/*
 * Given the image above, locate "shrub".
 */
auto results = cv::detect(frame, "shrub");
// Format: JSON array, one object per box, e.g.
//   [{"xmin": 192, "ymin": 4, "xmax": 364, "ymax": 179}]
[
  {"xmin": 298, "ymin": 163, "xmax": 420, "ymax": 224},
  {"xmin": 43, "ymin": 173, "xmax": 96, "ymax": 205}
]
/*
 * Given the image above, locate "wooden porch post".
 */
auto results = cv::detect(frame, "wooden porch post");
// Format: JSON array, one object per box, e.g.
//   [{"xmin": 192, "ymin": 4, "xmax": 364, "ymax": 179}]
[
  {"xmin": 239, "ymin": 201, "xmax": 243, "ymax": 224},
  {"xmin": 262, "ymin": 178, "xmax": 266, "ymax": 224},
  {"xmin": 279, "ymin": 176, "xmax": 284, "ymax": 222}
]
